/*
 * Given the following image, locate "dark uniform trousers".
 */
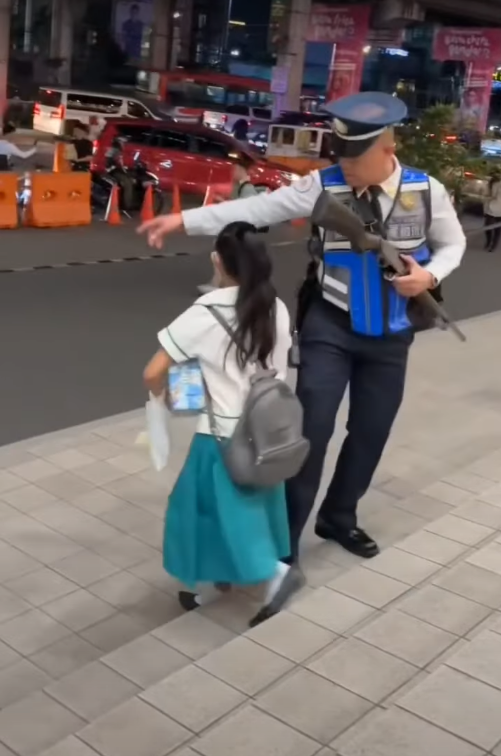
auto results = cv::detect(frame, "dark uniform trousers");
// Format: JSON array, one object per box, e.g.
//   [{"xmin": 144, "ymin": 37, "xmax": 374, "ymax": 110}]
[{"xmin": 285, "ymin": 295, "xmax": 413, "ymax": 560}]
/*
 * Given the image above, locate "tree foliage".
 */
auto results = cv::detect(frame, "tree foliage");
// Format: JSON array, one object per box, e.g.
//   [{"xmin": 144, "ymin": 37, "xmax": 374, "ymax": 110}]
[{"xmin": 396, "ymin": 104, "xmax": 486, "ymax": 198}]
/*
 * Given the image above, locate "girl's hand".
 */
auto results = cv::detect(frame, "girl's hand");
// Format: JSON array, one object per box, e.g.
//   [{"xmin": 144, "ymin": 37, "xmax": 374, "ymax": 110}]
[{"xmin": 138, "ymin": 213, "xmax": 183, "ymax": 248}]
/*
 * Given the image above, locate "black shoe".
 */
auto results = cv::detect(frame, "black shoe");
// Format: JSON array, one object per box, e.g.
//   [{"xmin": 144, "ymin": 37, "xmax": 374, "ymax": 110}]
[
  {"xmin": 178, "ymin": 591, "xmax": 200, "ymax": 611},
  {"xmin": 249, "ymin": 565, "xmax": 305, "ymax": 628},
  {"xmin": 315, "ymin": 520, "xmax": 380, "ymax": 558}
]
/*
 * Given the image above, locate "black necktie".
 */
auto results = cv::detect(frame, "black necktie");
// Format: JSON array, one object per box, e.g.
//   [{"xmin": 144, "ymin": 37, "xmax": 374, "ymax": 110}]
[{"xmin": 367, "ymin": 185, "xmax": 384, "ymax": 226}]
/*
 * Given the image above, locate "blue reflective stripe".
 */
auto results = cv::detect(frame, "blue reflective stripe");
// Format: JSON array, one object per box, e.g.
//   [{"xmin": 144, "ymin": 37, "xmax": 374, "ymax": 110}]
[
  {"xmin": 324, "ymin": 251, "xmax": 385, "ymax": 336},
  {"xmin": 387, "ymin": 245, "xmax": 431, "ymax": 333},
  {"xmin": 401, "ymin": 167, "xmax": 428, "ymax": 184},
  {"xmin": 319, "ymin": 164, "xmax": 346, "ymax": 188}
]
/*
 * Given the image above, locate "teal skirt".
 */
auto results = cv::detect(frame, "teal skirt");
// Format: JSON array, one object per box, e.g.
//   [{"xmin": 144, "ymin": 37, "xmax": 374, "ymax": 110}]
[{"xmin": 163, "ymin": 433, "xmax": 290, "ymax": 588}]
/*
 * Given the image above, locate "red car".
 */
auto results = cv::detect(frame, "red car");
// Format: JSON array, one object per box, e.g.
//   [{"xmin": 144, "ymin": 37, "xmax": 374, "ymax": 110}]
[{"xmin": 91, "ymin": 119, "xmax": 297, "ymax": 195}]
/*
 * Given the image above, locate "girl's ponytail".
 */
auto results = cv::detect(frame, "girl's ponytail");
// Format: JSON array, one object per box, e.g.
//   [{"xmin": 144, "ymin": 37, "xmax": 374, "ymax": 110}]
[{"xmin": 215, "ymin": 222, "xmax": 277, "ymax": 369}]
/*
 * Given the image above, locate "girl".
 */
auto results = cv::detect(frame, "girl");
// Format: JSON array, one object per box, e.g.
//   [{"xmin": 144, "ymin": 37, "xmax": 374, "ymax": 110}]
[
  {"xmin": 143, "ymin": 221, "xmax": 298, "ymax": 624},
  {"xmin": 484, "ymin": 168, "xmax": 501, "ymax": 253}
]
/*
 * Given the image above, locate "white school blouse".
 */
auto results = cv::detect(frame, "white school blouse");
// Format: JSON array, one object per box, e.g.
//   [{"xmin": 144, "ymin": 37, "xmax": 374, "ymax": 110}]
[{"xmin": 158, "ymin": 286, "xmax": 291, "ymax": 437}]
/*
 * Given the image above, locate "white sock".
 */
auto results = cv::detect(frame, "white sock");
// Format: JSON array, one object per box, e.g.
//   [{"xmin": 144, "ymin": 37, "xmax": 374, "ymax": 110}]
[
  {"xmin": 264, "ymin": 562, "xmax": 290, "ymax": 605},
  {"xmin": 192, "ymin": 584, "xmax": 226, "ymax": 606}
]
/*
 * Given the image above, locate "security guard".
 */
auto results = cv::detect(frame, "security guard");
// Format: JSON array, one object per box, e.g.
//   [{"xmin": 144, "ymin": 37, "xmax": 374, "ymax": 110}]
[{"xmin": 139, "ymin": 92, "xmax": 466, "ymax": 565}]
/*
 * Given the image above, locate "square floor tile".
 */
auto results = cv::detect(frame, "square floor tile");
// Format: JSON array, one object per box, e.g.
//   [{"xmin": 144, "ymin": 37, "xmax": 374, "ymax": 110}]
[
  {"xmin": 11, "ymin": 459, "xmax": 62, "ymax": 483},
  {"xmin": 88, "ymin": 571, "xmax": 153, "ymax": 608},
  {"xmin": 0, "ymin": 542, "xmax": 40, "ymax": 582},
  {"xmin": 152, "ymin": 613, "xmax": 236, "ymax": 660},
  {"xmin": 246, "ymin": 611, "xmax": 335, "ymax": 663},
  {"xmin": 6, "ymin": 567, "xmax": 78, "ymax": 607},
  {"xmin": 0, "ymin": 584, "xmax": 31, "ymax": 624},
  {"xmin": 327, "ymin": 567, "xmax": 410, "ymax": 609},
  {"xmin": 199, "ymin": 593, "xmax": 261, "ymax": 634},
  {"xmin": 30, "ymin": 634, "xmax": 101, "ymax": 679},
  {"xmin": 0, "ymin": 637, "xmax": 20, "ymax": 671},
  {"xmin": 308, "ymin": 637, "xmax": 417, "ymax": 703},
  {"xmin": 336, "ymin": 706, "xmax": 483, "ymax": 756},
  {"xmin": 47, "ymin": 450, "xmax": 97, "ymax": 471},
  {"xmin": 0, "ymin": 608, "xmax": 71, "ymax": 655},
  {"xmin": 467, "ymin": 543, "xmax": 501, "ymax": 576},
  {"xmin": 363, "ymin": 548, "xmax": 440, "ymax": 585},
  {"xmin": 454, "ymin": 501, "xmax": 501, "ymax": 528},
  {"xmin": 445, "ymin": 630, "xmax": 501, "ymax": 690},
  {"xmin": 397, "ymin": 585, "xmax": 491, "ymax": 635},
  {"xmin": 51, "ymin": 551, "xmax": 120, "ymax": 587},
  {"xmin": 0, "ymin": 515, "xmax": 81, "ymax": 563},
  {"xmin": 80, "ymin": 612, "xmax": 150, "ymax": 653},
  {"xmin": 42, "ymin": 588, "xmax": 116, "ymax": 632},
  {"xmin": 425, "ymin": 515, "xmax": 494, "ymax": 546},
  {"xmin": 433, "ymin": 562, "xmax": 501, "ymax": 608},
  {"xmin": 290, "ymin": 587, "xmax": 374, "ymax": 634},
  {"xmin": 79, "ymin": 698, "xmax": 191, "ymax": 756},
  {"xmin": 89, "ymin": 534, "xmax": 158, "ymax": 570},
  {"xmin": 0, "ymin": 691, "xmax": 84, "ymax": 756},
  {"xmin": 39, "ymin": 735, "xmax": 101, "ymax": 756},
  {"xmin": 0, "ymin": 470, "xmax": 25, "ymax": 494},
  {"xmin": 141, "ymin": 664, "xmax": 246, "ymax": 732},
  {"xmin": 103, "ymin": 634, "xmax": 189, "ymax": 688},
  {"xmin": 46, "ymin": 660, "xmax": 139, "ymax": 720},
  {"xmin": 196, "ymin": 636, "xmax": 293, "ymax": 695},
  {"xmin": 0, "ymin": 659, "xmax": 51, "ymax": 709},
  {"xmin": 257, "ymin": 668, "xmax": 372, "ymax": 744},
  {"xmin": 74, "ymin": 462, "xmax": 127, "ymax": 486},
  {"xmin": 398, "ymin": 666, "xmax": 501, "ymax": 750},
  {"xmin": 2, "ymin": 484, "xmax": 58, "ymax": 513},
  {"xmin": 397, "ymin": 531, "xmax": 468, "ymax": 566},
  {"xmin": 193, "ymin": 705, "xmax": 319, "ymax": 756},
  {"xmin": 37, "ymin": 472, "xmax": 96, "ymax": 501},
  {"xmin": 355, "ymin": 610, "xmax": 456, "ymax": 667}
]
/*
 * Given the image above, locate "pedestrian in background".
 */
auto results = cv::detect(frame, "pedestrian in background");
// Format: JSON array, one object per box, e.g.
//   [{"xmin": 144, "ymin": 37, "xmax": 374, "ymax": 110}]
[
  {"xmin": 143, "ymin": 221, "xmax": 294, "ymax": 613},
  {"xmin": 484, "ymin": 168, "xmax": 501, "ymax": 253},
  {"xmin": 198, "ymin": 155, "xmax": 259, "ymax": 294}
]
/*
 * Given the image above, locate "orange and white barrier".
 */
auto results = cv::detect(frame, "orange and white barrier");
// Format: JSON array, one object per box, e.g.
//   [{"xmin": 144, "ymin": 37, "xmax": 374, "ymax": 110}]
[
  {"xmin": 0, "ymin": 173, "xmax": 19, "ymax": 228},
  {"xmin": 25, "ymin": 172, "xmax": 91, "ymax": 228}
]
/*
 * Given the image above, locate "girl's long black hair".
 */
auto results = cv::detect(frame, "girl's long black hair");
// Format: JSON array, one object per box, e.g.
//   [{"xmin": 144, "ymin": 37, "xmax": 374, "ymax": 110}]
[{"xmin": 214, "ymin": 221, "xmax": 277, "ymax": 369}]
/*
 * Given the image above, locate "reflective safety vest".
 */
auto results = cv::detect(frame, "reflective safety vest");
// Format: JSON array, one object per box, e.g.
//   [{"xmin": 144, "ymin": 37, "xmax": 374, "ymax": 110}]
[{"xmin": 316, "ymin": 164, "xmax": 432, "ymax": 336}]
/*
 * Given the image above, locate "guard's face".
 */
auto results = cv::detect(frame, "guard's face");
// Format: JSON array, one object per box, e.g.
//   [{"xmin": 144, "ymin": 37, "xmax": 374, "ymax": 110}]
[{"xmin": 338, "ymin": 134, "xmax": 394, "ymax": 189}]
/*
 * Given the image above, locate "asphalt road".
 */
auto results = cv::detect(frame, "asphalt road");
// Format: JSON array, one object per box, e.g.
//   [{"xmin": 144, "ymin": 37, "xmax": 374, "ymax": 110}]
[{"xmin": 0, "ymin": 218, "xmax": 499, "ymax": 446}]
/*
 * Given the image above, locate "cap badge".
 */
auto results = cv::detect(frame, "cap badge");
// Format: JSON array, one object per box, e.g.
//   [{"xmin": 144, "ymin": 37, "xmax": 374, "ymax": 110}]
[{"xmin": 333, "ymin": 118, "xmax": 348, "ymax": 135}]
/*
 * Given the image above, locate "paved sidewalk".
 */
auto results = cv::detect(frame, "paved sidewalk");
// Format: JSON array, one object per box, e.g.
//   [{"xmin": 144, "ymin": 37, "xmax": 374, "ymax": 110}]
[{"xmin": 0, "ymin": 313, "xmax": 500, "ymax": 754}]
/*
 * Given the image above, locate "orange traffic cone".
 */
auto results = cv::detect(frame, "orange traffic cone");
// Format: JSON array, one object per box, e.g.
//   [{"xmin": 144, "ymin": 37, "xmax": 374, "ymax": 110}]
[
  {"xmin": 53, "ymin": 141, "xmax": 70, "ymax": 173},
  {"xmin": 141, "ymin": 184, "xmax": 154, "ymax": 222},
  {"xmin": 171, "ymin": 183, "xmax": 181, "ymax": 214},
  {"xmin": 105, "ymin": 184, "xmax": 121, "ymax": 225}
]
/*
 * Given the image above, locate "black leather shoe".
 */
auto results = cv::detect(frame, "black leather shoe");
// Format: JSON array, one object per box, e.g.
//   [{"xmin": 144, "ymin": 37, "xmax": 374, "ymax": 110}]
[{"xmin": 315, "ymin": 521, "xmax": 380, "ymax": 558}]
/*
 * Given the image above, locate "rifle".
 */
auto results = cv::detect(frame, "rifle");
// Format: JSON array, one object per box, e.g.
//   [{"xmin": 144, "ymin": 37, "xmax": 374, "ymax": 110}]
[{"xmin": 311, "ymin": 191, "xmax": 466, "ymax": 343}]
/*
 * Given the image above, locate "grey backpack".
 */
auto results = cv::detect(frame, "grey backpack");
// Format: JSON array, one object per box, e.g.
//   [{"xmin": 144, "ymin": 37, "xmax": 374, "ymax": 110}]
[{"xmin": 204, "ymin": 305, "xmax": 310, "ymax": 489}]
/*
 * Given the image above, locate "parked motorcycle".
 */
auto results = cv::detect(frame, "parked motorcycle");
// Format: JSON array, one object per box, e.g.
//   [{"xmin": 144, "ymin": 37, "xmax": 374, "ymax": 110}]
[{"xmin": 126, "ymin": 151, "xmax": 164, "ymax": 216}]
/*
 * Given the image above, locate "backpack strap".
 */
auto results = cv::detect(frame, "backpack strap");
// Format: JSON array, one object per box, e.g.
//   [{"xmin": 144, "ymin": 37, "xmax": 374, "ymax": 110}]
[{"xmin": 205, "ymin": 304, "xmax": 236, "ymax": 340}]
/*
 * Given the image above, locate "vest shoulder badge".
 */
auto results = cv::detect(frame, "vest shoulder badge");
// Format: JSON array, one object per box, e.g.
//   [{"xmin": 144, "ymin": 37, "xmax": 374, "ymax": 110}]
[{"xmin": 399, "ymin": 192, "xmax": 417, "ymax": 211}]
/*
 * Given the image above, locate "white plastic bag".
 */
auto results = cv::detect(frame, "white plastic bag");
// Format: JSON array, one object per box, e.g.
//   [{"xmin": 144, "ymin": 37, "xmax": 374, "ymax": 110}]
[{"xmin": 143, "ymin": 392, "xmax": 170, "ymax": 471}]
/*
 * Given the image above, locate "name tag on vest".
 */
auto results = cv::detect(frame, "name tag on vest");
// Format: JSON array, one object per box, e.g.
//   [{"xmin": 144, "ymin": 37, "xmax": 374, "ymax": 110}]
[{"xmin": 386, "ymin": 214, "xmax": 426, "ymax": 241}]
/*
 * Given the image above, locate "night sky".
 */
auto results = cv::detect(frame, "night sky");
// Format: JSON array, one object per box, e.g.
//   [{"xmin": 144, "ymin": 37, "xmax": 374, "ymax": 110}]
[{"xmin": 230, "ymin": 0, "xmax": 272, "ymax": 26}]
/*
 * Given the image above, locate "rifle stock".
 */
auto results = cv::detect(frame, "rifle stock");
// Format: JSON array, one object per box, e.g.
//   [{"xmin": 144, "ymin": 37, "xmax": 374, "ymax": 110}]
[{"xmin": 311, "ymin": 191, "xmax": 466, "ymax": 342}]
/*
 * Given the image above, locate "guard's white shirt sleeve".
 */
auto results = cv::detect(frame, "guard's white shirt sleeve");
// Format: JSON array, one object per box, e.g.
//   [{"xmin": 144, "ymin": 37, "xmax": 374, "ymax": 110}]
[
  {"xmin": 426, "ymin": 176, "xmax": 466, "ymax": 283},
  {"xmin": 182, "ymin": 172, "xmax": 323, "ymax": 236},
  {"xmin": 0, "ymin": 141, "xmax": 37, "ymax": 159}
]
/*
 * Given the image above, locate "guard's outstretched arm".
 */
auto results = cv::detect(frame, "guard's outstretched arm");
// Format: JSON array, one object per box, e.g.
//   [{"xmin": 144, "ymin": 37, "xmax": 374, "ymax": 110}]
[{"xmin": 182, "ymin": 173, "xmax": 323, "ymax": 237}]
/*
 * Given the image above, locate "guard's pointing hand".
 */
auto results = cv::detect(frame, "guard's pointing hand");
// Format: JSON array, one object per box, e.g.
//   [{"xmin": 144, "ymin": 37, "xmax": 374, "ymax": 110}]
[{"xmin": 137, "ymin": 213, "xmax": 183, "ymax": 249}]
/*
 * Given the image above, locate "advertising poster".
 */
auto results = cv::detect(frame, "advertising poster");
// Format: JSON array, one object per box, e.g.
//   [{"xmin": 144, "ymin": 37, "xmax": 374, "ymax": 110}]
[
  {"xmin": 114, "ymin": 0, "xmax": 153, "ymax": 62},
  {"xmin": 307, "ymin": 4, "xmax": 371, "ymax": 102},
  {"xmin": 433, "ymin": 28, "xmax": 501, "ymax": 133}
]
